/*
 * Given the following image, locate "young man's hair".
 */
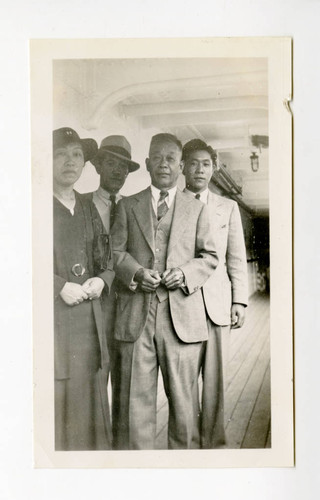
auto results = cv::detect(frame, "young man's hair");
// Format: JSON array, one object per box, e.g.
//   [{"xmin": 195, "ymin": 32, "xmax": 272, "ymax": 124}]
[{"xmin": 182, "ymin": 138, "xmax": 217, "ymax": 165}]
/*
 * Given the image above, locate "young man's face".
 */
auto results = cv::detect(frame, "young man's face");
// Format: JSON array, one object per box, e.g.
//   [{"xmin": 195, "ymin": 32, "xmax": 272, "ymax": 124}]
[
  {"xmin": 146, "ymin": 140, "xmax": 183, "ymax": 190},
  {"xmin": 98, "ymin": 153, "xmax": 129, "ymax": 194},
  {"xmin": 183, "ymin": 149, "xmax": 213, "ymax": 193},
  {"xmin": 53, "ymin": 142, "xmax": 84, "ymax": 188}
]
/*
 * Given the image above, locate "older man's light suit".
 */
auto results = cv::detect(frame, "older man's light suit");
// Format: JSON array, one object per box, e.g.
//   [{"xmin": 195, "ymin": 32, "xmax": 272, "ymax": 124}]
[{"xmin": 111, "ymin": 187, "xmax": 218, "ymax": 449}]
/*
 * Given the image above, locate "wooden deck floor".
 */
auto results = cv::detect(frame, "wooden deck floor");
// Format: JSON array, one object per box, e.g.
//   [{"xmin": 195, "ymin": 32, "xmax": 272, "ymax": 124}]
[{"xmin": 155, "ymin": 291, "xmax": 271, "ymax": 449}]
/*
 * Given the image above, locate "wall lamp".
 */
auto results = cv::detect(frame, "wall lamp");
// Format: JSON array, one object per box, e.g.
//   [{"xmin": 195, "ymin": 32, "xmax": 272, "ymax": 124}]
[{"xmin": 250, "ymin": 152, "xmax": 259, "ymax": 172}]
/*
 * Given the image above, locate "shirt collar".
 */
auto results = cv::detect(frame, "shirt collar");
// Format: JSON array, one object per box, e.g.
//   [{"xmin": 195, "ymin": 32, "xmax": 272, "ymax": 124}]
[
  {"xmin": 185, "ymin": 187, "xmax": 209, "ymax": 204},
  {"xmin": 150, "ymin": 184, "xmax": 177, "ymax": 207},
  {"xmin": 96, "ymin": 186, "xmax": 122, "ymax": 203}
]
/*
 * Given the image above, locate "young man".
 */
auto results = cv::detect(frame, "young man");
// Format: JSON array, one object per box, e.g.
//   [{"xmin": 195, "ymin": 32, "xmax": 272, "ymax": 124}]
[
  {"xmin": 111, "ymin": 133, "xmax": 218, "ymax": 450},
  {"xmin": 182, "ymin": 138, "xmax": 248, "ymax": 448}
]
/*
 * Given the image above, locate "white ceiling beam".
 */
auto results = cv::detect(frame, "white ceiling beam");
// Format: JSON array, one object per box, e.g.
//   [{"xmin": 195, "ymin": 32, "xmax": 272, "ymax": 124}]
[
  {"xmin": 84, "ymin": 71, "xmax": 267, "ymax": 129},
  {"xmin": 120, "ymin": 95, "xmax": 268, "ymax": 118},
  {"xmin": 210, "ymin": 137, "xmax": 250, "ymax": 150},
  {"xmin": 141, "ymin": 108, "xmax": 267, "ymax": 128}
]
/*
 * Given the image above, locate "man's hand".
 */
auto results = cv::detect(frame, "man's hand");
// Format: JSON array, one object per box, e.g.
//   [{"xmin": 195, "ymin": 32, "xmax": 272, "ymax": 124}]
[
  {"xmin": 82, "ymin": 277, "xmax": 105, "ymax": 300},
  {"xmin": 60, "ymin": 282, "xmax": 88, "ymax": 306},
  {"xmin": 231, "ymin": 303, "xmax": 246, "ymax": 329},
  {"xmin": 161, "ymin": 268, "xmax": 185, "ymax": 290},
  {"xmin": 134, "ymin": 268, "xmax": 161, "ymax": 292}
]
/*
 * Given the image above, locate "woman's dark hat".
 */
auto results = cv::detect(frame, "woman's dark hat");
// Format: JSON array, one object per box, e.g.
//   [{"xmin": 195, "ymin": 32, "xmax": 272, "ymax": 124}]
[
  {"xmin": 92, "ymin": 135, "xmax": 140, "ymax": 173},
  {"xmin": 53, "ymin": 127, "xmax": 98, "ymax": 163}
]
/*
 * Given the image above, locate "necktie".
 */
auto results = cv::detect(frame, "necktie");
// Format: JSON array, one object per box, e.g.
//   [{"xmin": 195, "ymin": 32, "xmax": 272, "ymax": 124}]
[
  {"xmin": 109, "ymin": 194, "xmax": 117, "ymax": 228},
  {"xmin": 195, "ymin": 193, "xmax": 201, "ymax": 200},
  {"xmin": 157, "ymin": 190, "xmax": 169, "ymax": 220}
]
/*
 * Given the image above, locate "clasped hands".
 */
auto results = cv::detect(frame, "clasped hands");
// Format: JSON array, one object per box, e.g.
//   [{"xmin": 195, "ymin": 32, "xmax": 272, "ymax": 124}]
[
  {"xmin": 134, "ymin": 268, "xmax": 184, "ymax": 293},
  {"xmin": 60, "ymin": 277, "xmax": 105, "ymax": 306}
]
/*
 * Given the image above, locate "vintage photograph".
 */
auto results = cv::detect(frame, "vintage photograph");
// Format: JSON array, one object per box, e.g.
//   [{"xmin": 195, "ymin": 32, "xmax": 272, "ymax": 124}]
[{"xmin": 31, "ymin": 38, "xmax": 293, "ymax": 467}]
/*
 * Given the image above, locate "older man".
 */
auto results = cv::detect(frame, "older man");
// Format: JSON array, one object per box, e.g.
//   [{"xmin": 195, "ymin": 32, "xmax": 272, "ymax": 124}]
[
  {"xmin": 182, "ymin": 138, "xmax": 248, "ymax": 448},
  {"xmin": 111, "ymin": 133, "xmax": 218, "ymax": 450}
]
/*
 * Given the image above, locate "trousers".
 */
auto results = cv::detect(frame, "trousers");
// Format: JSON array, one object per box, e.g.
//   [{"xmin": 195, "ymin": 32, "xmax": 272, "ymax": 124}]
[
  {"xmin": 192, "ymin": 321, "xmax": 229, "ymax": 449},
  {"xmin": 112, "ymin": 294, "xmax": 202, "ymax": 450}
]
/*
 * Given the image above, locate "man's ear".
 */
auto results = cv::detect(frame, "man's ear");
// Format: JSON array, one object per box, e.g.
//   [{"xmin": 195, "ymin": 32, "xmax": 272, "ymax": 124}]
[
  {"xmin": 181, "ymin": 160, "xmax": 185, "ymax": 175},
  {"xmin": 145, "ymin": 158, "xmax": 150, "ymax": 172},
  {"xmin": 94, "ymin": 161, "xmax": 101, "ymax": 175}
]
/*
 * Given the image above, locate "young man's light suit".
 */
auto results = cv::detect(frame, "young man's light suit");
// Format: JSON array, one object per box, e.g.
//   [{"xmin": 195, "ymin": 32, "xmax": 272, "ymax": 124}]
[{"xmin": 188, "ymin": 188, "xmax": 248, "ymax": 448}]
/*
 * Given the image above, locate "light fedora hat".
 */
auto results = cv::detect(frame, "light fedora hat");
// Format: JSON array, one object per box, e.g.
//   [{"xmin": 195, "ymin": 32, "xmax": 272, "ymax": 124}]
[{"xmin": 92, "ymin": 135, "xmax": 140, "ymax": 173}]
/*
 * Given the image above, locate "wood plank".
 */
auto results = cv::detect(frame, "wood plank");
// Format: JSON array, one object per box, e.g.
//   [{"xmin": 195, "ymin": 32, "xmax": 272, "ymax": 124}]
[
  {"xmin": 155, "ymin": 404, "xmax": 169, "ymax": 449},
  {"xmin": 225, "ymin": 333, "xmax": 270, "ymax": 448},
  {"xmin": 226, "ymin": 301, "xmax": 269, "ymax": 389},
  {"xmin": 225, "ymin": 315, "xmax": 270, "ymax": 423},
  {"xmin": 265, "ymin": 422, "xmax": 271, "ymax": 448},
  {"xmin": 156, "ymin": 375, "xmax": 166, "ymax": 411},
  {"xmin": 241, "ymin": 364, "xmax": 271, "ymax": 448},
  {"xmin": 154, "ymin": 292, "xmax": 270, "ymax": 450},
  {"xmin": 228, "ymin": 293, "xmax": 266, "ymax": 345},
  {"xmin": 155, "ymin": 422, "xmax": 168, "ymax": 450},
  {"xmin": 228, "ymin": 294, "xmax": 267, "ymax": 362},
  {"xmin": 227, "ymin": 297, "xmax": 268, "ymax": 371}
]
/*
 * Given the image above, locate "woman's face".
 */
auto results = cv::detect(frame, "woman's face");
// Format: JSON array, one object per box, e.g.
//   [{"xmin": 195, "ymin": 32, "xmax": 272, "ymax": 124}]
[{"xmin": 53, "ymin": 142, "xmax": 85, "ymax": 188}]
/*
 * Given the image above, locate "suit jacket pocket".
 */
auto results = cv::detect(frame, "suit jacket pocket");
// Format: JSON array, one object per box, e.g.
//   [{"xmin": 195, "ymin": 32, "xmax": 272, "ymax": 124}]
[{"xmin": 118, "ymin": 292, "xmax": 132, "ymax": 312}]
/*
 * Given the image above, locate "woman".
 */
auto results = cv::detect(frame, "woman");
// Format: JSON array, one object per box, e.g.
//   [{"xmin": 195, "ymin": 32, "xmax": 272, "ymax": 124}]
[{"xmin": 53, "ymin": 127, "xmax": 114, "ymax": 450}]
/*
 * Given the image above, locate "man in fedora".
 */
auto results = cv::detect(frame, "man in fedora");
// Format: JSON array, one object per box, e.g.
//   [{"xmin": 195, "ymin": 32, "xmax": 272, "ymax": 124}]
[
  {"xmin": 110, "ymin": 133, "xmax": 218, "ymax": 450},
  {"xmin": 182, "ymin": 138, "xmax": 248, "ymax": 448},
  {"xmin": 90, "ymin": 135, "xmax": 140, "ymax": 233},
  {"xmin": 86, "ymin": 135, "xmax": 140, "ymax": 420}
]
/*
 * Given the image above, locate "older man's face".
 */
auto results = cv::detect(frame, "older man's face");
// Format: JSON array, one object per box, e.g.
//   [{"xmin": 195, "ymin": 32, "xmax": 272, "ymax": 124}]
[
  {"xmin": 98, "ymin": 153, "xmax": 129, "ymax": 194},
  {"xmin": 183, "ymin": 149, "xmax": 213, "ymax": 193},
  {"xmin": 146, "ymin": 140, "xmax": 183, "ymax": 190}
]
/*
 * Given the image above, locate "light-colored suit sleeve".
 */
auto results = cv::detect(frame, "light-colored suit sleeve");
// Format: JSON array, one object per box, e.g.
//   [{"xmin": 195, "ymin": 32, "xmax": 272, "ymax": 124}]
[
  {"xmin": 179, "ymin": 202, "xmax": 219, "ymax": 294},
  {"xmin": 226, "ymin": 202, "xmax": 248, "ymax": 305},
  {"xmin": 111, "ymin": 199, "xmax": 143, "ymax": 288}
]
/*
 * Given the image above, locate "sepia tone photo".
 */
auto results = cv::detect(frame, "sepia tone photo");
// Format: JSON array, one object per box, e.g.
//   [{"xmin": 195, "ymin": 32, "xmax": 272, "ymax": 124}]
[{"xmin": 31, "ymin": 38, "xmax": 293, "ymax": 467}]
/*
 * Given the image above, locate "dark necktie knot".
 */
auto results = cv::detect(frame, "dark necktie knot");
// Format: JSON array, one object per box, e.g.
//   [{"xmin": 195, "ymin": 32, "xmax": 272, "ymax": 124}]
[
  {"xmin": 109, "ymin": 194, "xmax": 117, "ymax": 228},
  {"xmin": 195, "ymin": 193, "xmax": 201, "ymax": 200}
]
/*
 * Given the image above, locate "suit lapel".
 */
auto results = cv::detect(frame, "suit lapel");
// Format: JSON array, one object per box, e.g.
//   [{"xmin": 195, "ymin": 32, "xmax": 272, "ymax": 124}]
[
  {"xmin": 132, "ymin": 187, "xmax": 155, "ymax": 254},
  {"xmin": 168, "ymin": 189, "xmax": 192, "ymax": 254},
  {"xmin": 208, "ymin": 190, "xmax": 223, "ymax": 217}
]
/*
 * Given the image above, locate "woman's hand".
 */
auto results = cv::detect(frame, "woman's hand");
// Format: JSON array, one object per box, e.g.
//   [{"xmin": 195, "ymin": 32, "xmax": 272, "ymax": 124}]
[
  {"xmin": 82, "ymin": 277, "xmax": 105, "ymax": 300},
  {"xmin": 60, "ymin": 282, "xmax": 88, "ymax": 306}
]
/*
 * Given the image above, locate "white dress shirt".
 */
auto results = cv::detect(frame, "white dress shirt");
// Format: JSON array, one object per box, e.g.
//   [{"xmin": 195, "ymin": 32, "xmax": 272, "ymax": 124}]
[
  {"xmin": 150, "ymin": 184, "xmax": 177, "ymax": 215},
  {"xmin": 185, "ymin": 187, "xmax": 209, "ymax": 204},
  {"xmin": 129, "ymin": 184, "xmax": 178, "ymax": 291},
  {"xmin": 92, "ymin": 186, "xmax": 122, "ymax": 233}
]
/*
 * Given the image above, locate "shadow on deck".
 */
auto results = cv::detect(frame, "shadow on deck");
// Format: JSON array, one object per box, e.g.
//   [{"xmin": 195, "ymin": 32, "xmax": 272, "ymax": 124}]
[{"xmin": 155, "ymin": 291, "xmax": 271, "ymax": 449}]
